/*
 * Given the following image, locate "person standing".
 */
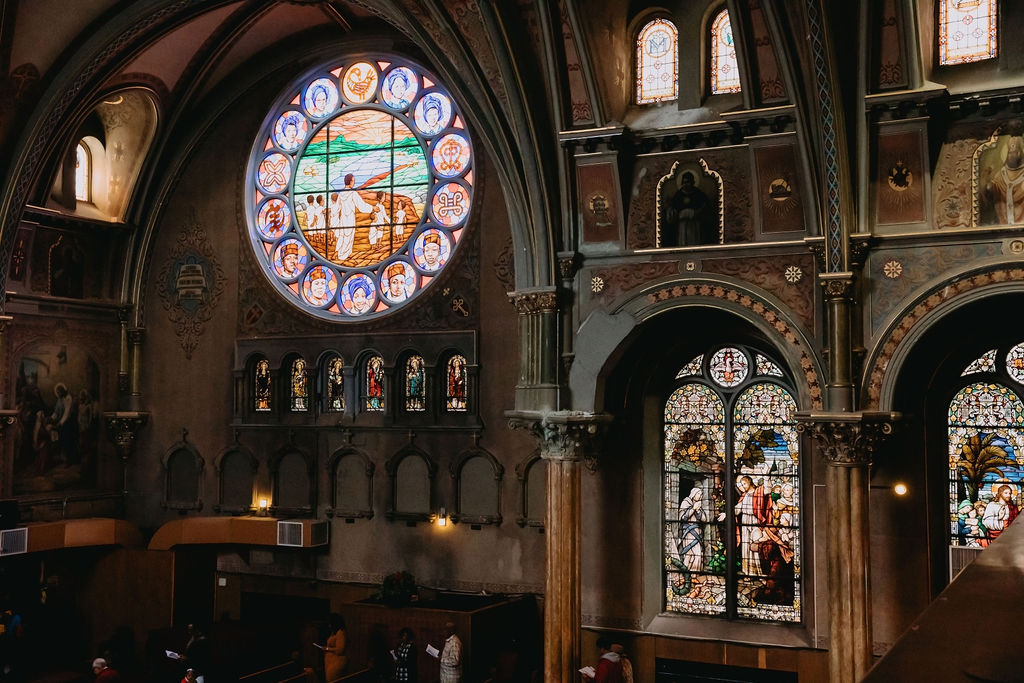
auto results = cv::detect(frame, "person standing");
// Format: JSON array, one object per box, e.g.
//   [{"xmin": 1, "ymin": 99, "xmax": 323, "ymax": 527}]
[
  {"xmin": 322, "ymin": 614, "xmax": 348, "ymax": 682},
  {"xmin": 582, "ymin": 637, "xmax": 622, "ymax": 683},
  {"xmin": 391, "ymin": 627, "xmax": 416, "ymax": 683},
  {"xmin": 983, "ymin": 484, "xmax": 1019, "ymax": 541},
  {"xmin": 439, "ymin": 621, "xmax": 462, "ymax": 683},
  {"xmin": 180, "ymin": 624, "xmax": 209, "ymax": 683}
]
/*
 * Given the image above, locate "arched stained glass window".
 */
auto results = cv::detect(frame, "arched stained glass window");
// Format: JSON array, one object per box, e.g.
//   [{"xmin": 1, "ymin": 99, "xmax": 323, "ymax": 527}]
[
  {"xmin": 290, "ymin": 358, "xmax": 308, "ymax": 411},
  {"xmin": 636, "ymin": 18, "xmax": 678, "ymax": 105},
  {"xmin": 255, "ymin": 359, "xmax": 272, "ymax": 412},
  {"xmin": 326, "ymin": 356, "xmax": 345, "ymax": 412},
  {"xmin": 939, "ymin": 0, "xmax": 997, "ymax": 66},
  {"xmin": 949, "ymin": 378, "xmax": 1024, "ymax": 549},
  {"xmin": 75, "ymin": 142, "xmax": 90, "ymax": 202},
  {"xmin": 364, "ymin": 355, "xmax": 385, "ymax": 412},
  {"xmin": 446, "ymin": 354, "xmax": 468, "ymax": 412},
  {"xmin": 664, "ymin": 346, "xmax": 801, "ymax": 623},
  {"xmin": 246, "ymin": 57, "xmax": 473, "ymax": 321},
  {"xmin": 405, "ymin": 355, "xmax": 426, "ymax": 412},
  {"xmin": 710, "ymin": 9, "xmax": 741, "ymax": 95}
]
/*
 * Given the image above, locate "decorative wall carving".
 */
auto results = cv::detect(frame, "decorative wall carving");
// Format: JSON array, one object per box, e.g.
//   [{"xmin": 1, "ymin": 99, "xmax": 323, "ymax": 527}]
[
  {"xmin": 867, "ymin": 243, "xmax": 1001, "ymax": 333},
  {"xmin": 754, "ymin": 144, "xmax": 804, "ymax": 233},
  {"xmin": 748, "ymin": 0, "xmax": 788, "ymax": 103},
  {"xmin": 701, "ymin": 254, "xmax": 816, "ymax": 330},
  {"xmin": 560, "ymin": 0, "xmax": 594, "ymax": 125},
  {"xmin": 874, "ymin": 0, "xmax": 907, "ymax": 90},
  {"xmin": 493, "ymin": 236, "xmax": 516, "ymax": 293},
  {"xmin": 866, "ymin": 266, "xmax": 1024, "ymax": 408},
  {"xmin": 584, "ymin": 262, "xmax": 678, "ymax": 307},
  {"xmin": 644, "ymin": 283, "xmax": 823, "ymax": 409},
  {"xmin": 578, "ymin": 162, "xmax": 622, "ymax": 243},
  {"xmin": 876, "ymin": 128, "xmax": 925, "ymax": 225},
  {"xmin": 627, "ymin": 147, "xmax": 751, "ymax": 249},
  {"xmin": 932, "ymin": 123, "xmax": 993, "ymax": 229},
  {"xmin": 795, "ymin": 413, "xmax": 896, "ymax": 466},
  {"xmin": 156, "ymin": 208, "xmax": 226, "ymax": 359}
]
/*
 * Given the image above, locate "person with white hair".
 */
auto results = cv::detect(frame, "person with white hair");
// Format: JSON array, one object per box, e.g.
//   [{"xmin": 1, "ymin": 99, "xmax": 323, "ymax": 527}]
[{"xmin": 92, "ymin": 657, "xmax": 121, "ymax": 681}]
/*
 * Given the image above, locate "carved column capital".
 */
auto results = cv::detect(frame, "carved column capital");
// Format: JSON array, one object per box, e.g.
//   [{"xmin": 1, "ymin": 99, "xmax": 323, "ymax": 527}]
[
  {"xmin": 557, "ymin": 251, "xmax": 580, "ymax": 281},
  {"xmin": 0, "ymin": 409, "xmax": 19, "ymax": 434},
  {"xmin": 127, "ymin": 328, "xmax": 145, "ymax": 345},
  {"xmin": 103, "ymin": 411, "xmax": 149, "ymax": 461},
  {"xmin": 795, "ymin": 411, "xmax": 898, "ymax": 467},
  {"xmin": 507, "ymin": 410, "xmax": 613, "ymax": 470},
  {"xmin": 818, "ymin": 272, "xmax": 855, "ymax": 300},
  {"xmin": 508, "ymin": 288, "xmax": 558, "ymax": 314}
]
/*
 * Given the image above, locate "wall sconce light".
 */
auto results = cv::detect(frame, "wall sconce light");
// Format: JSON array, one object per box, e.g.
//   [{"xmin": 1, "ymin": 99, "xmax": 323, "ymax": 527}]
[
  {"xmin": 893, "ymin": 483, "xmax": 908, "ymax": 496},
  {"xmin": 436, "ymin": 507, "xmax": 447, "ymax": 527},
  {"xmin": 258, "ymin": 498, "xmax": 269, "ymax": 516}
]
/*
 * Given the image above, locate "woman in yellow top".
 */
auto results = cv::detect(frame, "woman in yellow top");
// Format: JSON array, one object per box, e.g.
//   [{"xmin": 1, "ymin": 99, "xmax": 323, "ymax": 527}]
[{"xmin": 322, "ymin": 613, "xmax": 348, "ymax": 681}]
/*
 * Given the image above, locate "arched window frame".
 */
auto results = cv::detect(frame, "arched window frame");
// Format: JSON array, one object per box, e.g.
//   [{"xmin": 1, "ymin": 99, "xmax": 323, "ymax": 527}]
[
  {"xmin": 362, "ymin": 353, "xmax": 387, "ymax": 413},
  {"xmin": 635, "ymin": 16, "xmax": 679, "ymax": 105},
  {"xmin": 75, "ymin": 141, "xmax": 91, "ymax": 202},
  {"xmin": 252, "ymin": 356, "xmax": 273, "ymax": 413},
  {"xmin": 515, "ymin": 450, "xmax": 545, "ymax": 529},
  {"xmin": 161, "ymin": 436, "xmax": 204, "ymax": 512},
  {"xmin": 402, "ymin": 353, "xmax": 428, "ymax": 413},
  {"xmin": 443, "ymin": 352, "xmax": 469, "ymax": 413},
  {"xmin": 326, "ymin": 447, "xmax": 375, "ymax": 520},
  {"xmin": 287, "ymin": 355, "xmax": 310, "ymax": 412},
  {"xmin": 322, "ymin": 353, "xmax": 346, "ymax": 413},
  {"xmin": 269, "ymin": 446, "xmax": 316, "ymax": 517},
  {"xmin": 449, "ymin": 445, "xmax": 504, "ymax": 526},
  {"xmin": 709, "ymin": 7, "xmax": 742, "ymax": 95},
  {"xmin": 213, "ymin": 444, "xmax": 258, "ymax": 514},
  {"xmin": 663, "ymin": 344, "xmax": 802, "ymax": 623},
  {"xmin": 384, "ymin": 444, "xmax": 438, "ymax": 523},
  {"xmin": 938, "ymin": 0, "xmax": 998, "ymax": 66}
]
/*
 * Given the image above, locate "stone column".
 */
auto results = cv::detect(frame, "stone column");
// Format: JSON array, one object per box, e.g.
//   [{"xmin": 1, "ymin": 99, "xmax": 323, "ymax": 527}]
[
  {"xmin": 508, "ymin": 411, "xmax": 610, "ymax": 683},
  {"xmin": 128, "ymin": 328, "xmax": 145, "ymax": 411},
  {"xmin": 796, "ymin": 412, "xmax": 896, "ymax": 682},
  {"xmin": 508, "ymin": 289, "xmax": 560, "ymax": 412}
]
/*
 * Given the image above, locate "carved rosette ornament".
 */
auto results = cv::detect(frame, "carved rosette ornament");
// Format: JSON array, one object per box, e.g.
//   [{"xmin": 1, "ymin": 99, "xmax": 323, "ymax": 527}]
[
  {"xmin": 509, "ymin": 289, "xmax": 558, "ymax": 315},
  {"xmin": 508, "ymin": 410, "xmax": 612, "ymax": 470},
  {"xmin": 795, "ymin": 411, "xmax": 898, "ymax": 467}
]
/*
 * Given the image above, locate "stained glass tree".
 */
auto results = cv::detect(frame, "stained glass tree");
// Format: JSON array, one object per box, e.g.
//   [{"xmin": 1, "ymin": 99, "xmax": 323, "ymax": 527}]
[
  {"xmin": 364, "ymin": 355, "xmax": 385, "ymax": 412},
  {"xmin": 326, "ymin": 356, "xmax": 345, "ymax": 412},
  {"xmin": 446, "ymin": 354, "xmax": 468, "ymax": 412},
  {"xmin": 255, "ymin": 359, "xmax": 272, "ymax": 412},
  {"xmin": 290, "ymin": 358, "xmax": 308, "ymax": 411},
  {"xmin": 636, "ymin": 18, "xmax": 678, "ymax": 104},
  {"xmin": 405, "ymin": 355, "xmax": 426, "ymax": 412}
]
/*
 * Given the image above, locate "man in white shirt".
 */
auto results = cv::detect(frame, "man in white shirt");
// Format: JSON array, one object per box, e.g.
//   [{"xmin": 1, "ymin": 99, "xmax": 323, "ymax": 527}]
[
  {"xmin": 334, "ymin": 174, "xmax": 375, "ymax": 260},
  {"xmin": 439, "ymin": 621, "xmax": 462, "ymax": 683}
]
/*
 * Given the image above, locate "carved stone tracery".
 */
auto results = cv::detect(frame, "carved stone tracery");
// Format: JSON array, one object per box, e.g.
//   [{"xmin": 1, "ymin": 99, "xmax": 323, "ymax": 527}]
[{"xmin": 509, "ymin": 289, "xmax": 558, "ymax": 314}]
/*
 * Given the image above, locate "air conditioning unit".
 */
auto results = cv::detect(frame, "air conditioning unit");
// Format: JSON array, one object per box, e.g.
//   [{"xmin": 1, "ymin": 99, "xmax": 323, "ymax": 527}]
[
  {"xmin": 0, "ymin": 528, "xmax": 28, "ymax": 556},
  {"xmin": 949, "ymin": 544, "xmax": 983, "ymax": 581},
  {"xmin": 276, "ymin": 520, "xmax": 329, "ymax": 548}
]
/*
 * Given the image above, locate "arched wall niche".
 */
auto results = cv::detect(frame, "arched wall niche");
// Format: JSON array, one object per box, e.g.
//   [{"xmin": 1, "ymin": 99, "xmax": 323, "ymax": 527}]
[
  {"xmin": 328, "ymin": 447, "xmax": 375, "ymax": 520},
  {"xmin": 214, "ymin": 444, "xmax": 258, "ymax": 514},
  {"xmin": 161, "ymin": 436, "xmax": 204, "ymax": 511},
  {"xmin": 869, "ymin": 288, "xmax": 1024, "ymax": 647},
  {"xmin": 384, "ymin": 444, "xmax": 437, "ymax": 523},
  {"xmin": 269, "ymin": 446, "xmax": 315, "ymax": 516},
  {"xmin": 450, "ymin": 445, "xmax": 503, "ymax": 526}
]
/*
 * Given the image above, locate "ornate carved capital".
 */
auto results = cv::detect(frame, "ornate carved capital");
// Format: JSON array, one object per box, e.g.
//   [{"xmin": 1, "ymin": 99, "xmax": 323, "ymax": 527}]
[
  {"xmin": 508, "ymin": 289, "xmax": 558, "ymax": 315},
  {"xmin": 127, "ymin": 328, "xmax": 145, "ymax": 345},
  {"xmin": 795, "ymin": 411, "xmax": 898, "ymax": 467},
  {"xmin": 818, "ymin": 272, "xmax": 855, "ymax": 299},
  {"xmin": 557, "ymin": 251, "xmax": 580, "ymax": 281},
  {"xmin": 849, "ymin": 234, "xmax": 874, "ymax": 269},
  {"xmin": 507, "ymin": 410, "xmax": 612, "ymax": 470},
  {"xmin": 103, "ymin": 411, "xmax": 149, "ymax": 461}
]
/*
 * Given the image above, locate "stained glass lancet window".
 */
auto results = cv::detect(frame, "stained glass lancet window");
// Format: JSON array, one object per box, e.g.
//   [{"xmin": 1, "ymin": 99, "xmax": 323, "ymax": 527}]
[
  {"xmin": 75, "ymin": 142, "xmax": 90, "ymax": 202},
  {"xmin": 446, "ymin": 354, "xmax": 468, "ymax": 412},
  {"xmin": 364, "ymin": 355, "xmax": 385, "ymax": 412},
  {"xmin": 405, "ymin": 355, "xmax": 426, "ymax": 412},
  {"xmin": 247, "ymin": 57, "xmax": 473, "ymax": 321},
  {"xmin": 939, "ymin": 0, "xmax": 997, "ymax": 66},
  {"xmin": 949, "ymin": 382, "xmax": 1024, "ymax": 548},
  {"xmin": 326, "ymin": 356, "xmax": 345, "ymax": 412},
  {"xmin": 664, "ymin": 346, "xmax": 801, "ymax": 622},
  {"xmin": 636, "ymin": 19, "xmax": 678, "ymax": 105},
  {"xmin": 290, "ymin": 358, "xmax": 308, "ymax": 411},
  {"xmin": 255, "ymin": 359, "xmax": 272, "ymax": 412},
  {"xmin": 710, "ymin": 9, "xmax": 741, "ymax": 95}
]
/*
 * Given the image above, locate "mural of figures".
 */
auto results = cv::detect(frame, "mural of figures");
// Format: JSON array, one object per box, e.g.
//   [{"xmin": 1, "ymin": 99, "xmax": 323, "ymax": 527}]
[
  {"xmin": 12, "ymin": 343, "xmax": 101, "ymax": 494},
  {"xmin": 976, "ymin": 128, "xmax": 1024, "ymax": 226},
  {"xmin": 657, "ymin": 162, "xmax": 722, "ymax": 247}
]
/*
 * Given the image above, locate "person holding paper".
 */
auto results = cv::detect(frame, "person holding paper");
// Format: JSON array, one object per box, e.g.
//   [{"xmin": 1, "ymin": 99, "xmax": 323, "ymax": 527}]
[
  {"xmin": 581, "ymin": 637, "xmax": 623, "ymax": 683},
  {"xmin": 439, "ymin": 621, "xmax": 462, "ymax": 683},
  {"xmin": 322, "ymin": 613, "xmax": 348, "ymax": 681},
  {"xmin": 391, "ymin": 627, "xmax": 416, "ymax": 682}
]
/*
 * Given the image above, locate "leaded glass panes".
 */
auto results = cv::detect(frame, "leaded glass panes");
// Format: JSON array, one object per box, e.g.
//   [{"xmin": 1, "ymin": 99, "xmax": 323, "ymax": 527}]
[
  {"xmin": 755, "ymin": 354, "xmax": 784, "ymax": 378},
  {"xmin": 664, "ymin": 348, "xmax": 801, "ymax": 623},
  {"xmin": 405, "ymin": 355, "xmax": 426, "ymax": 412},
  {"xmin": 1006, "ymin": 343, "xmax": 1024, "ymax": 382},
  {"xmin": 247, "ymin": 58, "xmax": 473, "ymax": 321},
  {"xmin": 939, "ymin": 0, "xmax": 997, "ymax": 66},
  {"xmin": 709, "ymin": 347, "xmax": 748, "ymax": 387},
  {"xmin": 962, "ymin": 349, "xmax": 997, "ymax": 376},
  {"xmin": 636, "ymin": 19, "xmax": 678, "ymax": 105},
  {"xmin": 676, "ymin": 355, "xmax": 703, "ymax": 379},
  {"xmin": 446, "ymin": 355, "xmax": 468, "ymax": 412},
  {"xmin": 710, "ymin": 10, "xmax": 741, "ymax": 95},
  {"xmin": 255, "ymin": 359, "xmax": 271, "ymax": 412},
  {"xmin": 949, "ymin": 381, "xmax": 1024, "ymax": 549},
  {"xmin": 364, "ymin": 355, "xmax": 385, "ymax": 412},
  {"xmin": 733, "ymin": 384, "xmax": 800, "ymax": 622},
  {"xmin": 326, "ymin": 356, "xmax": 345, "ymax": 412},
  {"xmin": 290, "ymin": 358, "xmax": 308, "ymax": 411},
  {"xmin": 75, "ymin": 143, "xmax": 90, "ymax": 202}
]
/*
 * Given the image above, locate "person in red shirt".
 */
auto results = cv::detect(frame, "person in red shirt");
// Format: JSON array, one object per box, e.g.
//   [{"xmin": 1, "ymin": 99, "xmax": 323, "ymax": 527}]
[
  {"xmin": 589, "ymin": 637, "xmax": 623, "ymax": 683},
  {"xmin": 92, "ymin": 657, "xmax": 121, "ymax": 682}
]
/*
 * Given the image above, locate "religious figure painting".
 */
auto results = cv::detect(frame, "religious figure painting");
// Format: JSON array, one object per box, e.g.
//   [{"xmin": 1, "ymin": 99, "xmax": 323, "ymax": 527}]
[
  {"xmin": 975, "ymin": 127, "xmax": 1024, "ymax": 226},
  {"xmin": 657, "ymin": 161, "xmax": 723, "ymax": 247}
]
